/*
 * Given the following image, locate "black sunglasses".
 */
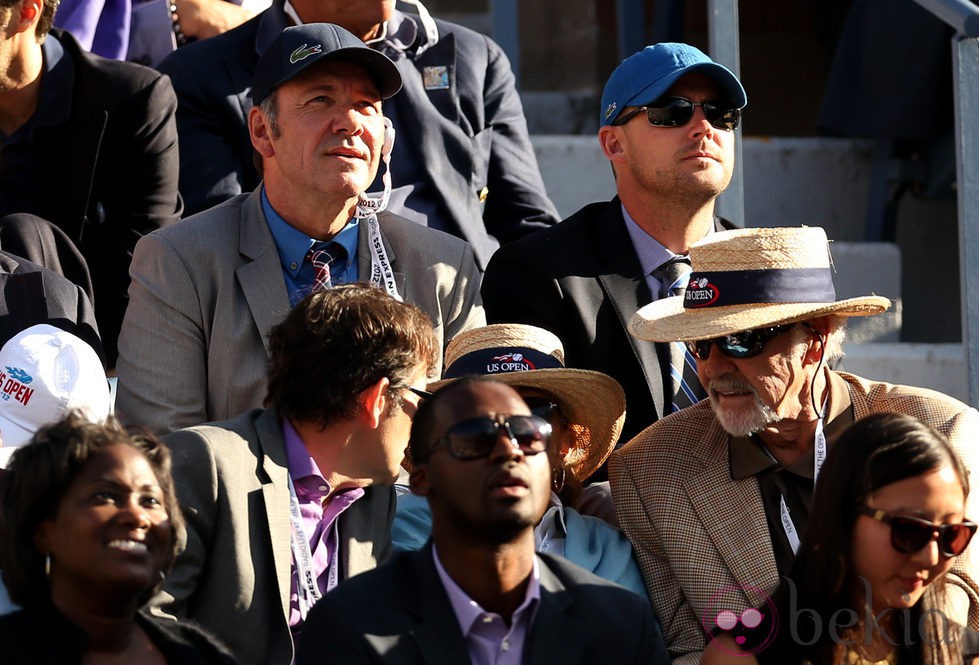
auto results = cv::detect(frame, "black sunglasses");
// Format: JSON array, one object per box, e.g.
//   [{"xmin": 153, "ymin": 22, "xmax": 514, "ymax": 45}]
[
  {"xmin": 431, "ymin": 414, "xmax": 551, "ymax": 461},
  {"xmin": 613, "ymin": 97, "xmax": 742, "ymax": 131},
  {"xmin": 520, "ymin": 396, "xmax": 562, "ymax": 422},
  {"xmin": 859, "ymin": 505, "xmax": 977, "ymax": 558},
  {"xmin": 685, "ymin": 324, "xmax": 796, "ymax": 361}
]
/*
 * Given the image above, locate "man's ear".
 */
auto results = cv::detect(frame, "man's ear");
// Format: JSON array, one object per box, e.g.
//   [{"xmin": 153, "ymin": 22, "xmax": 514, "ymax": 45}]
[
  {"xmin": 598, "ymin": 125, "xmax": 626, "ymax": 164},
  {"xmin": 409, "ymin": 464, "xmax": 430, "ymax": 496},
  {"xmin": 804, "ymin": 317, "xmax": 830, "ymax": 364},
  {"xmin": 19, "ymin": 0, "xmax": 41, "ymax": 26},
  {"xmin": 358, "ymin": 377, "xmax": 391, "ymax": 429},
  {"xmin": 248, "ymin": 106, "xmax": 275, "ymax": 158}
]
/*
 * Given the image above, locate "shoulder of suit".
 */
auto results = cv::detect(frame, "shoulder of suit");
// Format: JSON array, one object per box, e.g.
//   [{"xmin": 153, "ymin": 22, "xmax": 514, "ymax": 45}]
[
  {"xmin": 163, "ymin": 408, "xmax": 267, "ymax": 453},
  {"xmin": 485, "ymin": 200, "xmax": 615, "ymax": 270},
  {"xmin": 837, "ymin": 370, "xmax": 974, "ymax": 425},
  {"xmin": 615, "ymin": 402, "xmax": 721, "ymax": 461},
  {"xmin": 148, "ymin": 194, "xmax": 251, "ymax": 243},
  {"xmin": 158, "ymin": 11, "xmax": 259, "ymax": 75},
  {"xmin": 538, "ymin": 551, "xmax": 645, "ymax": 602},
  {"xmin": 53, "ymin": 29, "xmax": 170, "ymax": 96},
  {"xmin": 377, "ymin": 211, "xmax": 469, "ymax": 250}
]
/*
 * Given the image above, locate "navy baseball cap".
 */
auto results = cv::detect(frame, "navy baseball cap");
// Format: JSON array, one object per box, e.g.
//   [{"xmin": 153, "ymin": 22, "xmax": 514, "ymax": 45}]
[
  {"xmin": 252, "ymin": 23, "xmax": 403, "ymax": 105},
  {"xmin": 600, "ymin": 42, "xmax": 747, "ymax": 127}
]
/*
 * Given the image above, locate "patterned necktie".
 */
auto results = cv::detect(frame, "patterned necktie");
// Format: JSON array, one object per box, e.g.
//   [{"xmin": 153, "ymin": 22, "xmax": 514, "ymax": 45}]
[
  {"xmin": 306, "ymin": 241, "xmax": 342, "ymax": 292},
  {"xmin": 653, "ymin": 257, "xmax": 707, "ymax": 413}
]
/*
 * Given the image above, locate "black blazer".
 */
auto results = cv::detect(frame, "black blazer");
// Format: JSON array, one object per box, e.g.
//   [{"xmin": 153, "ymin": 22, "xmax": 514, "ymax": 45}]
[
  {"xmin": 296, "ymin": 546, "xmax": 669, "ymax": 665},
  {"xmin": 11, "ymin": 29, "xmax": 181, "ymax": 365},
  {"xmin": 157, "ymin": 2, "xmax": 558, "ymax": 268},
  {"xmin": 0, "ymin": 250, "xmax": 102, "ymax": 362},
  {"xmin": 482, "ymin": 197, "xmax": 735, "ymax": 457}
]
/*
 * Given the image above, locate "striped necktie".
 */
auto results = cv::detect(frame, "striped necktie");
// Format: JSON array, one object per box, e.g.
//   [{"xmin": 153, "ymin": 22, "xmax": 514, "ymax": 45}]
[
  {"xmin": 653, "ymin": 257, "xmax": 706, "ymax": 413},
  {"xmin": 306, "ymin": 241, "xmax": 342, "ymax": 292}
]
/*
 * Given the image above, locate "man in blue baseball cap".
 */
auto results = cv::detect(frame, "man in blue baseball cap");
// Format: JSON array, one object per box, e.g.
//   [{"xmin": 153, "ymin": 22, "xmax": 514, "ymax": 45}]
[{"xmin": 482, "ymin": 43, "xmax": 747, "ymax": 473}]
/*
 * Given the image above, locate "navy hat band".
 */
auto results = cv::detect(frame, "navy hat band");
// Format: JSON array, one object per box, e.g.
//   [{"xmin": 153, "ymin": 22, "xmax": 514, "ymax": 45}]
[
  {"xmin": 683, "ymin": 268, "xmax": 837, "ymax": 309},
  {"xmin": 443, "ymin": 347, "xmax": 564, "ymax": 379}
]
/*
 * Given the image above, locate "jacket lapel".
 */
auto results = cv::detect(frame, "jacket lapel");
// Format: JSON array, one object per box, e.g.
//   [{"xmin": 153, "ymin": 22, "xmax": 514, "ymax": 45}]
[
  {"xmin": 406, "ymin": 546, "xmax": 473, "ymax": 665},
  {"xmin": 524, "ymin": 560, "xmax": 584, "ymax": 665},
  {"xmin": 593, "ymin": 201, "xmax": 666, "ymax": 420},
  {"xmin": 254, "ymin": 408, "xmax": 293, "ymax": 624},
  {"xmin": 237, "ymin": 189, "xmax": 290, "ymax": 353},
  {"xmin": 684, "ymin": 430, "xmax": 779, "ymax": 600}
]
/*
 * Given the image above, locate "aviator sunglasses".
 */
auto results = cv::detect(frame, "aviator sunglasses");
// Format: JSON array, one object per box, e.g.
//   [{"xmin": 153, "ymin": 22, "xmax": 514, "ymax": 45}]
[
  {"xmin": 431, "ymin": 414, "xmax": 551, "ymax": 461},
  {"xmin": 859, "ymin": 505, "xmax": 977, "ymax": 558},
  {"xmin": 685, "ymin": 324, "xmax": 797, "ymax": 361},
  {"xmin": 613, "ymin": 97, "xmax": 742, "ymax": 131}
]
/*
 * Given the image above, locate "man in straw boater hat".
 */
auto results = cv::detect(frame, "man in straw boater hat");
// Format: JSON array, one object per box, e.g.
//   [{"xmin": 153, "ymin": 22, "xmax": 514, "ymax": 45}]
[
  {"xmin": 481, "ymin": 42, "xmax": 747, "ymax": 473},
  {"xmin": 388, "ymin": 323, "xmax": 652, "ymax": 600},
  {"xmin": 608, "ymin": 226, "xmax": 979, "ymax": 663}
]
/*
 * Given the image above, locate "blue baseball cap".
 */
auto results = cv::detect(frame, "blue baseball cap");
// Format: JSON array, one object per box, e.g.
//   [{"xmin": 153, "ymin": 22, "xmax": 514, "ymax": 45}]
[
  {"xmin": 600, "ymin": 42, "xmax": 747, "ymax": 127},
  {"xmin": 252, "ymin": 23, "xmax": 403, "ymax": 105}
]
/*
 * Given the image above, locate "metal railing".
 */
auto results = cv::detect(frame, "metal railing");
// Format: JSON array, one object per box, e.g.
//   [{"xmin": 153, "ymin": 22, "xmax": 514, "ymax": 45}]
[{"xmin": 914, "ymin": 0, "xmax": 979, "ymax": 405}]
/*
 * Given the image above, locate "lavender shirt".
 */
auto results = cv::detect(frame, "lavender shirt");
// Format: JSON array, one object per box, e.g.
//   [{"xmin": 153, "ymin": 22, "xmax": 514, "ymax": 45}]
[
  {"xmin": 432, "ymin": 545, "xmax": 541, "ymax": 665},
  {"xmin": 282, "ymin": 419, "xmax": 364, "ymax": 636}
]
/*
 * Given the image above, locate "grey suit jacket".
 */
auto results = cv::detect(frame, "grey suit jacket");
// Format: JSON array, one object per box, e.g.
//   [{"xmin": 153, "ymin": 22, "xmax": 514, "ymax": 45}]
[
  {"xmin": 158, "ymin": 3, "xmax": 558, "ymax": 268},
  {"xmin": 610, "ymin": 371, "xmax": 979, "ymax": 664},
  {"xmin": 151, "ymin": 408, "xmax": 397, "ymax": 665},
  {"xmin": 295, "ymin": 546, "xmax": 669, "ymax": 665},
  {"xmin": 115, "ymin": 187, "xmax": 484, "ymax": 434}
]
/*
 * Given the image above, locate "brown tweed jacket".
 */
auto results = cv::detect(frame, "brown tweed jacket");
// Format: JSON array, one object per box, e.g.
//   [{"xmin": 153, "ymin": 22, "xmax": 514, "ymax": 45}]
[{"xmin": 609, "ymin": 371, "xmax": 979, "ymax": 664}]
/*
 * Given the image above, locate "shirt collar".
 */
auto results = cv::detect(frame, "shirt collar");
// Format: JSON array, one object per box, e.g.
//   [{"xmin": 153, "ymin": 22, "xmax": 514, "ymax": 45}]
[
  {"xmin": 282, "ymin": 417, "xmax": 329, "ymax": 496},
  {"xmin": 728, "ymin": 368, "xmax": 855, "ymax": 480},
  {"xmin": 621, "ymin": 203, "xmax": 716, "ymax": 276},
  {"xmin": 535, "ymin": 493, "xmax": 568, "ymax": 543},
  {"xmin": 432, "ymin": 543, "xmax": 541, "ymax": 636},
  {"xmin": 262, "ymin": 186, "xmax": 359, "ymax": 279},
  {"xmin": 31, "ymin": 35, "xmax": 72, "ymax": 131}
]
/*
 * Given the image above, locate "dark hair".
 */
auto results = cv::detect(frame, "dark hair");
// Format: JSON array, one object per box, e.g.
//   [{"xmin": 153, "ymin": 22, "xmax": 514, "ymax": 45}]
[
  {"xmin": 265, "ymin": 284, "xmax": 438, "ymax": 427},
  {"xmin": 0, "ymin": 411, "xmax": 183, "ymax": 608},
  {"xmin": 0, "ymin": 0, "xmax": 59, "ymax": 38},
  {"xmin": 770, "ymin": 412, "xmax": 969, "ymax": 663},
  {"xmin": 408, "ymin": 376, "xmax": 501, "ymax": 465}
]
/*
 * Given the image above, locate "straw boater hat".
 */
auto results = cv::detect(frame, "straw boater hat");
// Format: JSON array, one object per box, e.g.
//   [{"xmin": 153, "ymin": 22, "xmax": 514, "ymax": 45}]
[
  {"xmin": 429, "ymin": 324, "xmax": 626, "ymax": 482},
  {"xmin": 629, "ymin": 226, "xmax": 892, "ymax": 342}
]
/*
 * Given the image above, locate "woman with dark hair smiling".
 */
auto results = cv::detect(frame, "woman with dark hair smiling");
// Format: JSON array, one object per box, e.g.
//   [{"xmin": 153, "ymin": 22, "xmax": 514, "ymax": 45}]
[
  {"xmin": 0, "ymin": 412, "xmax": 235, "ymax": 664},
  {"xmin": 703, "ymin": 412, "xmax": 979, "ymax": 664}
]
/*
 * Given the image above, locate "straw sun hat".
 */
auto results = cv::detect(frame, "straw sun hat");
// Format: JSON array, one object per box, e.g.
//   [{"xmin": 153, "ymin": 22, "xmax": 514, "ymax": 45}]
[
  {"xmin": 629, "ymin": 226, "xmax": 892, "ymax": 342},
  {"xmin": 429, "ymin": 324, "xmax": 625, "ymax": 482}
]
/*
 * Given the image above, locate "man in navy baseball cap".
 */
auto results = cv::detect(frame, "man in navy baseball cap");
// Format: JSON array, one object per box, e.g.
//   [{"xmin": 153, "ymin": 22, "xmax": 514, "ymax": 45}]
[
  {"xmin": 482, "ymin": 42, "xmax": 747, "ymax": 465},
  {"xmin": 252, "ymin": 23, "xmax": 402, "ymax": 105}
]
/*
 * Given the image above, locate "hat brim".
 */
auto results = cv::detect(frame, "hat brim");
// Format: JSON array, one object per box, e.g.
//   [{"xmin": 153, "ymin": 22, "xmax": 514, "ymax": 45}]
[
  {"xmin": 628, "ymin": 61, "xmax": 747, "ymax": 110},
  {"xmin": 629, "ymin": 295, "xmax": 892, "ymax": 342},
  {"xmin": 427, "ymin": 368, "xmax": 626, "ymax": 482}
]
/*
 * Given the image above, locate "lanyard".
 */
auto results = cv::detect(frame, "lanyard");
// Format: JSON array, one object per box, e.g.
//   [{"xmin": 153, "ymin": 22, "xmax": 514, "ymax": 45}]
[
  {"xmin": 286, "ymin": 475, "xmax": 340, "ymax": 620},
  {"xmin": 354, "ymin": 147, "xmax": 401, "ymax": 302},
  {"xmin": 779, "ymin": 396, "xmax": 829, "ymax": 554}
]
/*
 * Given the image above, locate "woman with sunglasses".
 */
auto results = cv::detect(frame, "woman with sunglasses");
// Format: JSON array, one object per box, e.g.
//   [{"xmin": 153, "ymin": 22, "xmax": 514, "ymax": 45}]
[
  {"xmin": 703, "ymin": 412, "xmax": 979, "ymax": 664},
  {"xmin": 0, "ymin": 412, "xmax": 236, "ymax": 665},
  {"xmin": 392, "ymin": 324, "xmax": 650, "ymax": 599}
]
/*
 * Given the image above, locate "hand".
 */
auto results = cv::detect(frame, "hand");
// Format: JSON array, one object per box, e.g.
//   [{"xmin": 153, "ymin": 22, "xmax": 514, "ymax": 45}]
[{"xmin": 174, "ymin": 0, "xmax": 258, "ymax": 41}]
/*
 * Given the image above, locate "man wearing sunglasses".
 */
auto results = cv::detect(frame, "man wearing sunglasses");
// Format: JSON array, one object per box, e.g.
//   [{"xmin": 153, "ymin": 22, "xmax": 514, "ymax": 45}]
[
  {"xmin": 482, "ymin": 43, "xmax": 747, "ymax": 474},
  {"xmin": 148, "ymin": 285, "xmax": 440, "ymax": 665},
  {"xmin": 296, "ymin": 377, "xmax": 669, "ymax": 664},
  {"xmin": 609, "ymin": 225, "xmax": 979, "ymax": 664}
]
